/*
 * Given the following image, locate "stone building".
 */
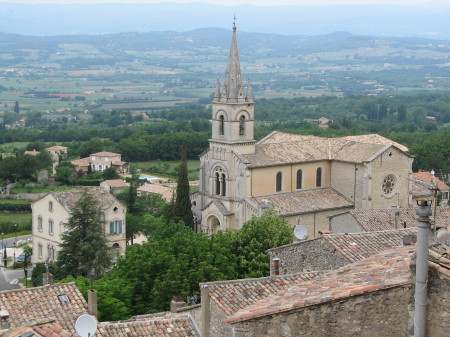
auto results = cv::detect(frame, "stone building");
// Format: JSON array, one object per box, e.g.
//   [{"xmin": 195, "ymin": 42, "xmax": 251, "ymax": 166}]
[
  {"xmin": 411, "ymin": 170, "xmax": 450, "ymax": 204},
  {"xmin": 191, "ymin": 25, "xmax": 413, "ymax": 237},
  {"xmin": 45, "ymin": 145, "xmax": 68, "ymax": 162},
  {"xmin": 329, "ymin": 206, "xmax": 450, "ymax": 234},
  {"xmin": 178, "ymin": 242, "xmax": 449, "ymax": 337},
  {"xmin": 70, "ymin": 151, "xmax": 129, "ymax": 174},
  {"xmin": 31, "ymin": 187, "xmax": 126, "ymax": 264},
  {"xmin": 224, "ymin": 246, "xmax": 449, "ymax": 337},
  {"xmin": 0, "ymin": 283, "xmax": 93, "ymax": 335},
  {"xmin": 266, "ymin": 228, "xmax": 417, "ymax": 275}
]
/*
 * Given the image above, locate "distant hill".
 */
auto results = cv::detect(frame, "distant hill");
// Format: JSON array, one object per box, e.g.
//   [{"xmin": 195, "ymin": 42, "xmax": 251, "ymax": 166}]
[
  {"xmin": 1, "ymin": 3, "xmax": 450, "ymax": 39},
  {"xmin": 1, "ymin": 29, "xmax": 448, "ymax": 62}
]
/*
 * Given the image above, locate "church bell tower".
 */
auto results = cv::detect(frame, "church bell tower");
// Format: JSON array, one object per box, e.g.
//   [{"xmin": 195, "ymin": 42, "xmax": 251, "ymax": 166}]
[{"xmin": 210, "ymin": 23, "xmax": 256, "ymax": 154}]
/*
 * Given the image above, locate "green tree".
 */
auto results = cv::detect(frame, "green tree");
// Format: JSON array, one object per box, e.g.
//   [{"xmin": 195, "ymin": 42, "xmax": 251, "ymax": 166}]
[
  {"xmin": 232, "ymin": 209, "xmax": 293, "ymax": 278},
  {"xmin": 14, "ymin": 101, "xmax": 19, "ymax": 114},
  {"xmin": 173, "ymin": 143, "xmax": 194, "ymax": 229},
  {"xmin": 56, "ymin": 189, "xmax": 112, "ymax": 278},
  {"xmin": 102, "ymin": 166, "xmax": 119, "ymax": 180}
]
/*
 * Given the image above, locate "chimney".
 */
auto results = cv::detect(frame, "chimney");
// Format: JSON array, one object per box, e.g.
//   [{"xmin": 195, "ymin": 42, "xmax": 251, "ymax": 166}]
[
  {"xmin": 0, "ymin": 310, "xmax": 10, "ymax": 330},
  {"xmin": 273, "ymin": 257, "xmax": 280, "ymax": 276},
  {"xmin": 88, "ymin": 289, "xmax": 98, "ymax": 317},
  {"xmin": 170, "ymin": 296, "xmax": 186, "ymax": 313}
]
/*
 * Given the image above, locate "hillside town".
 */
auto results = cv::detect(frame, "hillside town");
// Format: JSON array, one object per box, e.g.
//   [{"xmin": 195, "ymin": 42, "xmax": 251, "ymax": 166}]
[{"xmin": 0, "ymin": 17, "xmax": 448, "ymax": 337}]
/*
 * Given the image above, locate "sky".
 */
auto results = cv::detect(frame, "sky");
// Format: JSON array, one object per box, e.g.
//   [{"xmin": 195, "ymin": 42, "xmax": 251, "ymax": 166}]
[{"xmin": 1, "ymin": 0, "xmax": 450, "ymax": 7}]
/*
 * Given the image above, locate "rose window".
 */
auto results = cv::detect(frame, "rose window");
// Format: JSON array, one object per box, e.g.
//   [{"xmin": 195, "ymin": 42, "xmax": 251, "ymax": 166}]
[{"xmin": 382, "ymin": 174, "xmax": 396, "ymax": 195}]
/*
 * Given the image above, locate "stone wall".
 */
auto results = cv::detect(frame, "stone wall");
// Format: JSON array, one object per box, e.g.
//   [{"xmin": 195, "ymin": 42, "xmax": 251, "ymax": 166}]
[
  {"xmin": 176, "ymin": 304, "xmax": 202, "ymax": 333},
  {"xmin": 209, "ymin": 300, "xmax": 233, "ymax": 337},
  {"xmin": 267, "ymin": 238, "xmax": 349, "ymax": 275},
  {"xmin": 329, "ymin": 212, "xmax": 364, "ymax": 233},
  {"xmin": 285, "ymin": 207, "xmax": 352, "ymax": 240},
  {"xmin": 231, "ymin": 286, "xmax": 412, "ymax": 337},
  {"xmin": 426, "ymin": 269, "xmax": 450, "ymax": 336}
]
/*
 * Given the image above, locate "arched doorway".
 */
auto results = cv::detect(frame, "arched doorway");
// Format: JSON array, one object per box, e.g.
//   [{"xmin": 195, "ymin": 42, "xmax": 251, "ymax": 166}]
[
  {"xmin": 206, "ymin": 215, "xmax": 221, "ymax": 234},
  {"xmin": 112, "ymin": 243, "xmax": 121, "ymax": 262}
]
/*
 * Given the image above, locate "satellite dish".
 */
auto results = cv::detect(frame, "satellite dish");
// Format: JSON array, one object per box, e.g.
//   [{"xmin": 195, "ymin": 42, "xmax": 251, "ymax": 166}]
[
  {"xmin": 75, "ymin": 314, "xmax": 97, "ymax": 337},
  {"xmin": 294, "ymin": 225, "xmax": 307, "ymax": 241}
]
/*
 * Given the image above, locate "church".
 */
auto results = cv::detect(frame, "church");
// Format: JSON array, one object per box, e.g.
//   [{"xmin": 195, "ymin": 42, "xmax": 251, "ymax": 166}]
[{"xmin": 191, "ymin": 25, "xmax": 413, "ymax": 238}]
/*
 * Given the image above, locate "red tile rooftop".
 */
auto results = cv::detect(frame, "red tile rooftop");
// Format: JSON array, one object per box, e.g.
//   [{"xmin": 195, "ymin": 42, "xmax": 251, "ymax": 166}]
[
  {"xmin": 224, "ymin": 246, "xmax": 415, "ymax": 324},
  {"xmin": 202, "ymin": 272, "xmax": 321, "ymax": 316},
  {"xmin": 97, "ymin": 316, "xmax": 199, "ymax": 337}
]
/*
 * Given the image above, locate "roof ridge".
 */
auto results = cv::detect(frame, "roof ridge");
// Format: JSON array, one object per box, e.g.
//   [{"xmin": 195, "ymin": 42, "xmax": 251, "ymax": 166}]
[{"xmin": 200, "ymin": 272, "xmax": 321, "ymax": 288}]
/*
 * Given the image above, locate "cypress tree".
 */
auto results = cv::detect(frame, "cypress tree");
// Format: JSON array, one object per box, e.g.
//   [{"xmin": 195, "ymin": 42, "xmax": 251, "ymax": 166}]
[{"xmin": 174, "ymin": 143, "xmax": 194, "ymax": 230}]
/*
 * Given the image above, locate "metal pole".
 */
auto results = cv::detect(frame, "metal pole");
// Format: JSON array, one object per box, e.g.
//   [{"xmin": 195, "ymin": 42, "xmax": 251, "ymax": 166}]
[{"xmin": 414, "ymin": 200, "xmax": 432, "ymax": 337}]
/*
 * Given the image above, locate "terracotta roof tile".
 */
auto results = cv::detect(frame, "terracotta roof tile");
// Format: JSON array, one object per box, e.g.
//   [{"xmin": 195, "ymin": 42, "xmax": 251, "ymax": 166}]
[
  {"xmin": 104, "ymin": 179, "xmax": 130, "ymax": 188},
  {"xmin": 45, "ymin": 187, "xmax": 124, "ymax": 212},
  {"xmin": 322, "ymin": 228, "xmax": 417, "ymax": 263},
  {"xmin": 224, "ymin": 246, "xmax": 415, "ymax": 324},
  {"xmin": 97, "ymin": 316, "xmax": 199, "ymax": 337},
  {"xmin": 34, "ymin": 322, "xmax": 73, "ymax": 337},
  {"xmin": 268, "ymin": 228, "xmax": 418, "ymax": 265},
  {"xmin": 412, "ymin": 171, "xmax": 449, "ymax": 190},
  {"xmin": 137, "ymin": 183, "xmax": 174, "ymax": 201},
  {"xmin": 202, "ymin": 272, "xmax": 321, "ymax": 316},
  {"xmin": 90, "ymin": 152, "xmax": 121, "ymax": 157},
  {"xmin": 246, "ymin": 131, "xmax": 409, "ymax": 167},
  {"xmin": 251, "ymin": 188, "xmax": 353, "ymax": 216},
  {"xmin": 337, "ymin": 207, "xmax": 449, "ymax": 232},
  {"xmin": 46, "ymin": 146, "xmax": 68, "ymax": 151},
  {"xmin": 0, "ymin": 283, "xmax": 89, "ymax": 334},
  {"xmin": 70, "ymin": 157, "xmax": 90, "ymax": 166}
]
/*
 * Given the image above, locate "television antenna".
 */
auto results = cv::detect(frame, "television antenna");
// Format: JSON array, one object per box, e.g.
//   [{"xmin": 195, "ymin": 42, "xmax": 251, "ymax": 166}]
[
  {"xmin": 75, "ymin": 314, "xmax": 97, "ymax": 337},
  {"xmin": 294, "ymin": 225, "xmax": 307, "ymax": 241}
]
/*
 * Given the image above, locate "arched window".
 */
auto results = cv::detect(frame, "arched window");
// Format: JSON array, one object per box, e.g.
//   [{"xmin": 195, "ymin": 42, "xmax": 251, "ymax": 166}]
[
  {"xmin": 276, "ymin": 172, "xmax": 282, "ymax": 192},
  {"xmin": 221, "ymin": 173, "xmax": 226, "ymax": 196},
  {"xmin": 215, "ymin": 172, "xmax": 221, "ymax": 195},
  {"xmin": 239, "ymin": 115, "xmax": 245, "ymax": 135},
  {"xmin": 296, "ymin": 169, "xmax": 303, "ymax": 189},
  {"xmin": 219, "ymin": 115, "xmax": 224, "ymax": 135},
  {"xmin": 316, "ymin": 167, "xmax": 322, "ymax": 187}
]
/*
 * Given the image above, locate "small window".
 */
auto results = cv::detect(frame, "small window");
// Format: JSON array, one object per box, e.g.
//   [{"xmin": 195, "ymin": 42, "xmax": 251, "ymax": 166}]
[
  {"xmin": 316, "ymin": 167, "xmax": 322, "ymax": 187},
  {"xmin": 38, "ymin": 244, "xmax": 43, "ymax": 258},
  {"xmin": 239, "ymin": 115, "xmax": 245, "ymax": 135},
  {"xmin": 219, "ymin": 115, "xmax": 225, "ymax": 135},
  {"xmin": 296, "ymin": 169, "xmax": 303, "ymax": 189},
  {"xmin": 215, "ymin": 172, "xmax": 220, "ymax": 195},
  {"xmin": 109, "ymin": 220, "xmax": 123, "ymax": 235},
  {"xmin": 48, "ymin": 201, "xmax": 53, "ymax": 212},
  {"xmin": 113, "ymin": 207, "xmax": 118, "ymax": 213},
  {"xmin": 276, "ymin": 172, "xmax": 282, "ymax": 192},
  {"xmin": 48, "ymin": 220, "xmax": 54, "ymax": 235},
  {"xmin": 38, "ymin": 217, "xmax": 43, "ymax": 232},
  {"xmin": 221, "ymin": 173, "xmax": 226, "ymax": 196}
]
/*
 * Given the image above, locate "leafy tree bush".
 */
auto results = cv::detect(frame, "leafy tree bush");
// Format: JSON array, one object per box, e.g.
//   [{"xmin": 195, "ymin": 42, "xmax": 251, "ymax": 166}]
[
  {"xmin": 56, "ymin": 189, "xmax": 112, "ymax": 278},
  {"xmin": 83, "ymin": 209, "xmax": 292, "ymax": 320}
]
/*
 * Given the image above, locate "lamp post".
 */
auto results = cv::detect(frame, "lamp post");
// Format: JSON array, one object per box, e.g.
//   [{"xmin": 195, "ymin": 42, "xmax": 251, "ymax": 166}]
[
  {"xmin": 1, "ymin": 232, "xmax": 3, "ymax": 267},
  {"xmin": 13, "ymin": 224, "xmax": 17, "ymax": 267}
]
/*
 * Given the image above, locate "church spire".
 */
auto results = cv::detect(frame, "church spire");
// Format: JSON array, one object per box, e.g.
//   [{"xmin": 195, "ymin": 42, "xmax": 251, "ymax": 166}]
[{"xmin": 223, "ymin": 23, "xmax": 244, "ymax": 103}]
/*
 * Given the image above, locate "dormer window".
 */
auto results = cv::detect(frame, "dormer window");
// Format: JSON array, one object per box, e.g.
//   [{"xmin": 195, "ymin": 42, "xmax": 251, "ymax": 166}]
[{"xmin": 57, "ymin": 294, "xmax": 70, "ymax": 304}]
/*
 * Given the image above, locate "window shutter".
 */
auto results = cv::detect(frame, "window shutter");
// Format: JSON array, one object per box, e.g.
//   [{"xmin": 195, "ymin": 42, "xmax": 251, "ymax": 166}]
[
  {"xmin": 110, "ymin": 221, "xmax": 114, "ymax": 234},
  {"xmin": 118, "ymin": 220, "xmax": 123, "ymax": 234}
]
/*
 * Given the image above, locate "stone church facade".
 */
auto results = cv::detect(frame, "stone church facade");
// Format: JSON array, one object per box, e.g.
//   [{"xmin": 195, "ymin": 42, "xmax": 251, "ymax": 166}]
[{"xmin": 191, "ymin": 26, "xmax": 413, "ymax": 238}]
